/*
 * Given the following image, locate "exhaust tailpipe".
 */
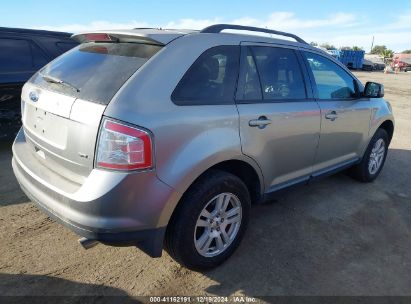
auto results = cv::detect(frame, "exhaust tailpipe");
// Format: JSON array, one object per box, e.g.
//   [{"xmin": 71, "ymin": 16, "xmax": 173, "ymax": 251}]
[{"xmin": 78, "ymin": 237, "xmax": 99, "ymax": 249}]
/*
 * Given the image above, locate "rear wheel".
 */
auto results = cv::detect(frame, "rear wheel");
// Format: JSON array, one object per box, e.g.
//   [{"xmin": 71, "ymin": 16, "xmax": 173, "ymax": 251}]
[
  {"xmin": 165, "ymin": 170, "xmax": 250, "ymax": 270},
  {"xmin": 350, "ymin": 128, "xmax": 389, "ymax": 182}
]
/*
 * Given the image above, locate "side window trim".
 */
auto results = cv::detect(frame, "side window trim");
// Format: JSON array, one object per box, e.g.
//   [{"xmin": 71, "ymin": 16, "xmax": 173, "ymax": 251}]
[
  {"xmin": 295, "ymin": 49, "xmax": 315, "ymax": 99},
  {"xmin": 248, "ymin": 46, "xmax": 264, "ymax": 100},
  {"xmin": 301, "ymin": 50, "xmax": 361, "ymax": 101},
  {"xmin": 235, "ymin": 45, "xmax": 312, "ymax": 104},
  {"xmin": 235, "ymin": 45, "xmax": 254, "ymax": 101}
]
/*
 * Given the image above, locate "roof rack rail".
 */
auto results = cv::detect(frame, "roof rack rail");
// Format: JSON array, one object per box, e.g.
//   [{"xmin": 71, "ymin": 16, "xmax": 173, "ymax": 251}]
[{"xmin": 200, "ymin": 24, "xmax": 307, "ymax": 44}]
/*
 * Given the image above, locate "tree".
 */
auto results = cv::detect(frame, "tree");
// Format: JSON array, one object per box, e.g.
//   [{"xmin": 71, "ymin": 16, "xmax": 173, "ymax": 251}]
[
  {"xmin": 340, "ymin": 46, "xmax": 363, "ymax": 51},
  {"xmin": 319, "ymin": 43, "xmax": 336, "ymax": 50},
  {"xmin": 370, "ymin": 45, "xmax": 394, "ymax": 62},
  {"xmin": 309, "ymin": 42, "xmax": 318, "ymax": 47},
  {"xmin": 402, "ymin": 49, "xmax": 411, "ymax": 54},
  {"xmin": 371, "ymin": 45, "xmax": 387, "ymax": 54},
  {"xmin": 381, "ymin": 49, "xmax": 394, "ymax": 63}
]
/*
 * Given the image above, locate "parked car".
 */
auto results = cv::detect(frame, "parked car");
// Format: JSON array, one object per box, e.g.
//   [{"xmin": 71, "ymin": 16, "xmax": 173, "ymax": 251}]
[
  {"xmin": 12, "ymin": 24, "xmax": 394, "ymax": 270},
  {"xmin": 0, "ymin": 27, "xmax": 78, "ymax": 140},
  {"xmin": 362, "ymin": 59, "xmax": 374, "ymax": 71},
  {"xmin": 365, "ymin": 54, "xmax": 386, "ymax": 71},
  {"xmin": 392, "ymin": 57, "xmax": 411, "ymax": 72},
  {"xmin": 404, "ymin": 59, "xmax": 411, "ymax": 72}
]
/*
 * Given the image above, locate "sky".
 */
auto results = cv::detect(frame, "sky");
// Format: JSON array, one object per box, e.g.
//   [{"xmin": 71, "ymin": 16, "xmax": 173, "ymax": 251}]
[{"xmin": 2, "ymin": 0, "xmax": 411, "ymax": 52}]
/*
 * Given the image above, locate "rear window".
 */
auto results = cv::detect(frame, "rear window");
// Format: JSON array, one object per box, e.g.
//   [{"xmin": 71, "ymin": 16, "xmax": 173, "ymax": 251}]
[{"xmin": 31, "ymin": 42, "xmax": 162, "ymax": 104}]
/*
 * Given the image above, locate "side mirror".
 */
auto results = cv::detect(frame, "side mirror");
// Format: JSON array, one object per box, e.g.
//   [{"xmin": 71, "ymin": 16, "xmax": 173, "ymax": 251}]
[{"xmin": 364, "ymin": 81, "xmax": 384, "ymax": 98}]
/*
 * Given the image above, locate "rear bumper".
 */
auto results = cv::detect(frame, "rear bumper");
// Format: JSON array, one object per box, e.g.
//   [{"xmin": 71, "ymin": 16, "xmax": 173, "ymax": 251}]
[
  {"xmin": 12, "ymin": 128, "xmax": 178, "ymax": 257},
  {"xmin": 18, "ymin": 177, "xmax": 166, "ymax": 256}
]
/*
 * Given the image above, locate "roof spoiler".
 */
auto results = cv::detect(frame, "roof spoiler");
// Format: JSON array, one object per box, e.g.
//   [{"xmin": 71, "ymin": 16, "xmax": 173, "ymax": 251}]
[{"xmin": 71, "ymin": 29, "xmax": 186, "ymax": 45}]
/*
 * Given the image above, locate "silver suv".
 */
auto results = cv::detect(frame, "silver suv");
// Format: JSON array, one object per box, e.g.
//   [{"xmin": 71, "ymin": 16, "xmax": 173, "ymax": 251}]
[{"xmin": 12, "ymin": 25, "xmax": 394, "ymax": 270}]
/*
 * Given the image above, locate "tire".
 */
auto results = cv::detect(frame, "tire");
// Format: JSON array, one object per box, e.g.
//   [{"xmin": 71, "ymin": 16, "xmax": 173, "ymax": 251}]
[
  {"xmin": 165, "ymin": 170, "xmax": 251, "ymax": 270},
  {"xmin": 350, "ymin": 128, "xmax": 389, "ymax": 182}
]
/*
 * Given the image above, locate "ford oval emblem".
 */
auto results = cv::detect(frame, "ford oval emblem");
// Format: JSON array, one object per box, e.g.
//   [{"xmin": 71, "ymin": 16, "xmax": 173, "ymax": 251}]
[{"xmin": 29, "ymin": 91, "xmax": 39, "ymax": 102}]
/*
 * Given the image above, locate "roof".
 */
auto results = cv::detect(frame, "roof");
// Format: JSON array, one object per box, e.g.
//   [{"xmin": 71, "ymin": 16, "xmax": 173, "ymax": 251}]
[
  {"xmin": 394, "ymin": 53, "xmax": 411, "ymax": 59},
  {"xmin": 71, "ymin": 24, "xmax": 311, "ymax": 47},
  {"xmin": 0, "ymin": 27, "xmax": 72, "ymax": 37}
]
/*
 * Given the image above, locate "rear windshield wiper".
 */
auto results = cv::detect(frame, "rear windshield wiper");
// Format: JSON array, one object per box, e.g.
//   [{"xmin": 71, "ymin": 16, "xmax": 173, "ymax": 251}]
[{"xmin": 40, "ymin": 73, "xmax": 80, "ymax": 92}]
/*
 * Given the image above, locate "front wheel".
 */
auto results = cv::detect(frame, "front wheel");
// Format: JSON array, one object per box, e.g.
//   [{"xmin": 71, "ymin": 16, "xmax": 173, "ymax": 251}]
[
  {"xmin": 350, "ymin": 128, "xmax": 389, "ymax": 182},
  {"xmin": 165, "ymin": 170, "xmax": 250, "ymax": 270}
]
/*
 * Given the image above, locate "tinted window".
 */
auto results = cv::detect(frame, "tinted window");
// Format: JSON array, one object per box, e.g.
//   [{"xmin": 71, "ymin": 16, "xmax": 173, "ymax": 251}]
[
  {"xmin": 31, "ymin": 42, "xmax": 162, "ymax": 104},
  {"xmin": 0, "ymin": 39, "xmax": 32, "ymax": 72},
  {"xmin": 251, "ymin": 46, "xmax": 306, "ymax": 100},
  {"xmin": 304, "ymin": 52, "xmax": 357, "ymax": 99},
  {"xmin": 172, "ymin": 46, "xmax": 240, "ymax": 105}
]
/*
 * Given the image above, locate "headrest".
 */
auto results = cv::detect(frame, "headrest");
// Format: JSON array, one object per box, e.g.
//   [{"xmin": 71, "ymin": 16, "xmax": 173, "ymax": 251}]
[{"xmin": 203, "ymin": 57, "xmax": 220, "ymax": 80}]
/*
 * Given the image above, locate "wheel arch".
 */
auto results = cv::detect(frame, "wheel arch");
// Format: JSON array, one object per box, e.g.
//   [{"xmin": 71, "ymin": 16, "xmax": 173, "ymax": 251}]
[
  {"xmin": 159, "ymin": 157, "xmax": 264, "ymax": 229},
  {"xmin": 204, "ymin": 159, "xmax": 263, "ymax": 204},
  {"xmin": 378, "ymin": 119, "xmax": 394, "ymax": 144},
  {"xmin": 360, "ymin": 118, "xmax": 394, "ymax": 161},
  {"xmin": 180, "ymin": 158, "xmax": 264, "ymax": 205}
]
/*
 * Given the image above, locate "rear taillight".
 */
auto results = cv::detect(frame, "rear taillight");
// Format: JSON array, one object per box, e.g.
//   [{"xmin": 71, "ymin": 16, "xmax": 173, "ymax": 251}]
[{"xmin": 96, "ymin": 118, "xmax": 153, "ymax": 171}]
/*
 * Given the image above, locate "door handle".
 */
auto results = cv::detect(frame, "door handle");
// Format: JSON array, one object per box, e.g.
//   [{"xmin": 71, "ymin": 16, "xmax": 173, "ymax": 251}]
[
  {"xmin": 325, "ymin": 111, "xmax": 338, "ymax": 121},
  {"xmin": 249, "ymin": 116, "xmax": 272, "ymax": 129}
]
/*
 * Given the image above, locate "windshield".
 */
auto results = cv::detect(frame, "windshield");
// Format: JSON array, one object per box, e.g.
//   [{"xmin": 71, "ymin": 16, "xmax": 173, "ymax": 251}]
[{"xmin": 31, "ymin": 42, "xmax": 162, "ymax": 104}]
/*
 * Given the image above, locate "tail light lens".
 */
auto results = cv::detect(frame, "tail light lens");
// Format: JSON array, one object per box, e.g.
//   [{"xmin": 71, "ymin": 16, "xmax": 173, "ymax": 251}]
[{"xmin": 96, "ymin": 118, "xmax": 153, "ymax": 171}]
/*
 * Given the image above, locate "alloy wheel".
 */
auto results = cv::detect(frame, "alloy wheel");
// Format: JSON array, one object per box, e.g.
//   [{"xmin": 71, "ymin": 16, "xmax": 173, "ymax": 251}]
[
  {"xmin": 368, "ymin": 138, "xmax": 386, "ymax": 175},
  {"xmin": 194, "ymin": 192, "xmax": 242, "ymax": 257}
]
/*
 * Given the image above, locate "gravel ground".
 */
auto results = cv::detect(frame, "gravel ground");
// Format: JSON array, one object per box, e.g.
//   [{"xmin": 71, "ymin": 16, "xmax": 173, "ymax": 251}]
[{"xmin": 0, "ymin": 71, "xmax": 410, "ymax": 301}]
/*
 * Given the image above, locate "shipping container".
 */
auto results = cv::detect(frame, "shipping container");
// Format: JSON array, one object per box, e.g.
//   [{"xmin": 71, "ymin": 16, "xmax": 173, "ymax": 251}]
[{"xmin": 338, "ymin": 50, "xmax": 365, "ymax": 69}]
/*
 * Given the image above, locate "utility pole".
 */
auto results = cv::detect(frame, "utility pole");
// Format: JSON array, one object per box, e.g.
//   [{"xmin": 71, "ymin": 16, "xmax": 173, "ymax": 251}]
[{"xmin": 370, "ymin": 36, "xmax": 374, "ymax": 53}]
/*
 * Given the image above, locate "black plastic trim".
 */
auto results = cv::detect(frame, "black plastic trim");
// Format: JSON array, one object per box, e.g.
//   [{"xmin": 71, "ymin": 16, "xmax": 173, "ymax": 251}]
[
  {"xmin": 236, "ymin": 98, "xmax": 317, "ymax": 104},
  {"xmin": 262, "ymin": 158, "xmax": 359, "ymax": 202}
]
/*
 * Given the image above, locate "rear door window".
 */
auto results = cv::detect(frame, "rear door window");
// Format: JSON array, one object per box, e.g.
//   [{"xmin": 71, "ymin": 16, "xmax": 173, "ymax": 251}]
[
  {"xmin": 31, "ymin": 42, "xmax": 162, "ymax": 104},
  {"xmin": 250, "ymin": 46, "xmax": 306, "ymax": 101},
  {"xmin": 172, "ymin": 46, "xmax": 240, "ymax": 105}
]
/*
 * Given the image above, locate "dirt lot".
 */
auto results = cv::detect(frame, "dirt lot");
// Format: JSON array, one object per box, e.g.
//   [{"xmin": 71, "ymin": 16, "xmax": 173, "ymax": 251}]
[{"xmin": 1, "ymin": 71, "xmax": 411, "ymax": 301}]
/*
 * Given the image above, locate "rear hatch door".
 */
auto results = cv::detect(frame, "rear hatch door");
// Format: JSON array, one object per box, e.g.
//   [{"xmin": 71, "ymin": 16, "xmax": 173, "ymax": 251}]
[{"xmin": 21, "ymin": 39, "xmax": 163, "ymax": 185}]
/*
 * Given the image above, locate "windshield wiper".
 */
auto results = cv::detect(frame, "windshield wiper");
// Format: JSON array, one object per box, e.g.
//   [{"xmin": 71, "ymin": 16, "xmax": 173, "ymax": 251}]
[{"xmin": 40, "ymin": 73, "xmax": 80, "ymax": 92}]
